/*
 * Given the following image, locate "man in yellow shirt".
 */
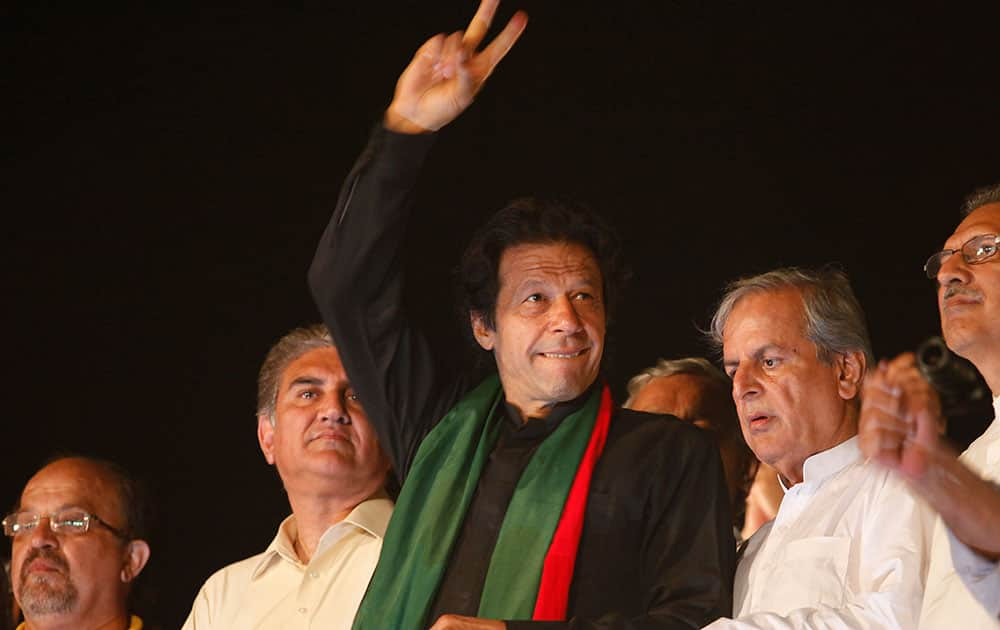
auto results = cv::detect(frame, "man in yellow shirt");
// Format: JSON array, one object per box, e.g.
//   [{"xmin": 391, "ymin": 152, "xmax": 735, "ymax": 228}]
[
  {"xmin": 183, "ymin": 324, "xmax": 393, "ymax": 629},
  {"xmin": 4, "ymin": 456, "xmax": 151, "ymax": 630}
]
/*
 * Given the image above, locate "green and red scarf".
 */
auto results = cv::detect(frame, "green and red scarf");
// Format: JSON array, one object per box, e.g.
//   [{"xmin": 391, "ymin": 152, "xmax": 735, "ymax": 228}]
[{"xmin": 352, "ymin": 374, "xmax": 612, "ymax": 628}]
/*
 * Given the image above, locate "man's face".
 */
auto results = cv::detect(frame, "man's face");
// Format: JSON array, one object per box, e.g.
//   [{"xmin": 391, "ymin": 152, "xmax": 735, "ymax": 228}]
[
  {"xmin": 628, "ymin": 373, "xmax": 750, "ymax": 507},
  {"xmin": 628, "ymin": 373, "xmax": 714, "ymax": 425},
  {"xmin": 936, "ymin": 203, "xmax": 1000, "ymax": 364},
  {"xmin": 259, "ymin": 345, "xmax": 390, "ymax": 498},
  {"xmin": 473, "ymin": 241, "xmax": 606, "ymax": 418},
  {"xmin": 10, "ymin": 459, "xmax": 131, "ymax": 622},
  {"xmin": 722, "ymin": 288, "xmax": 860, "ymax": 484}
]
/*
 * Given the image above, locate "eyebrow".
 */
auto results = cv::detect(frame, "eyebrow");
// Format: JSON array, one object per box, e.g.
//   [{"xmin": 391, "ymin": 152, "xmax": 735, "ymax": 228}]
[
  {"xmin": 287, "ymin": 376, "xmax": 324, "ymax": 389},
  {"xmin": 15, "ymin": 502, "xmax": 87, "ymax": 514},
  {"xmin": 723, "ymin": 343, "xmax": 784, "ymax": 370}
]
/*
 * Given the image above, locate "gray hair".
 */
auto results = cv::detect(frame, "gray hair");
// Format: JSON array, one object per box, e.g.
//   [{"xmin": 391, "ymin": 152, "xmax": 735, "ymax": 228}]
[
  {"xmin": 625, "ymin": 357, "xmax": 730, "ymax": 407},
  {"xmin": 708, "ymin": 267, "xmax": 874, "ymax": 367},
  {"xmin": 962, "ymin": 182, "xmax": 1000, "ymax": 216},
  {"xmin": 257, "ymin": 323, "xmax": 334, "ymax": 421}
]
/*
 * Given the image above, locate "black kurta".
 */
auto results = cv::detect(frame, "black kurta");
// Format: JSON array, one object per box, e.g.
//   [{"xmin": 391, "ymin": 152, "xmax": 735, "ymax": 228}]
[{"xmin": 309, "ymin": 126, "xmax": 735, "ymax": 629}]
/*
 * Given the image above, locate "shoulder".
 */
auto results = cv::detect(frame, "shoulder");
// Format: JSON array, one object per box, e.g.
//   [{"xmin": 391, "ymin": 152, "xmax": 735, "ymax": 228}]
[
  {"xmin": 601, "ymin": 408, "xmax": 721, "ymax": 479},
  {"xmin": 196, "ymin": 551, "xmax": 271, "ymax": 597},
  {"xmin": 852, "ymin": 459, "xmax": 935, "ymax": 528},
  {"xmin": 610, "ymin": 407, "xmax": 717, "ymax": 453}
]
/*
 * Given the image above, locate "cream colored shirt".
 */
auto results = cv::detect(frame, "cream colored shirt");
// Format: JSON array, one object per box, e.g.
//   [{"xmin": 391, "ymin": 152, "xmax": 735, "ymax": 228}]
[
  {"xmin": 182, "ymin": 496, "xmax": 392, "ymax": 630},
  {"xmin": 919, "ymin": 396, "xmax": 1000, "ymax": 628},
  {"xmin": 705, "ymin": 436, "xmax": 935, "ymax": 629}
]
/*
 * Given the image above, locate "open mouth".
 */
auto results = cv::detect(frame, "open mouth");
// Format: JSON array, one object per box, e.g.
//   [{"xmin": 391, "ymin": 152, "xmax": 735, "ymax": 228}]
[
  {"xmin": 747, "ymin": 413, "xmax": 771, "ymax": 430},
  {"xmin": 539, "ymin": 348, "xmax": 588, "ymax": 359}
]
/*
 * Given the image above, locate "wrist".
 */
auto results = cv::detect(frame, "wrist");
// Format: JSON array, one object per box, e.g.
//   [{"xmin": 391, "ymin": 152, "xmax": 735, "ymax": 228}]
[{"xmin": 384, "ymin": 105, "xmax": 434, "ymax": 134}]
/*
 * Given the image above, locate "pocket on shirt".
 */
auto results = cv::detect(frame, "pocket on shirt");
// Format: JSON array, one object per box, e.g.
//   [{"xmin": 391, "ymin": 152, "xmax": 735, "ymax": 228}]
[{"xmin": 769, "ymin": 536, "xmax": 850, "ymax": 613}]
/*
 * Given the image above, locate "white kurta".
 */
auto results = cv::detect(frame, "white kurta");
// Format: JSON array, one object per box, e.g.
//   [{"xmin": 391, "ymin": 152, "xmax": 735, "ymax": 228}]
[
  {"xmin": 919, "ymin": 396, "xmax": 1000, "ymax": 628},
  {"xmin": 182, "ymin": 496, "xmax": 392, "ymax": 630},
  {"xmin": 705, "ymin": 436, "xmax": 935, "ymax": 629}
]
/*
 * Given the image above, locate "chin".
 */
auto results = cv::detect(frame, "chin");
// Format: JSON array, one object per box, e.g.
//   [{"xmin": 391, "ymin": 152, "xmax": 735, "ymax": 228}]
[
  {"xmin": 543, "ymin": 378, "xmax": 592, "ymax": 404},
  {"xmin": 942, "ymin": 324, "xmax": 979, "ymax": 359}
]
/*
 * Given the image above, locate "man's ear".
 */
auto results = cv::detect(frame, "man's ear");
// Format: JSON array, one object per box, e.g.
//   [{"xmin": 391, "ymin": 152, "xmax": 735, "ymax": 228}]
[
  {"xmin": 258, "ymin": 414, "xmax": 276, "ymax": 465},
  {"xmin": 470, "ymin": 312, "xmax": 495, "ymax": 351},
  {"xmin": 121, "ymin": 539, "xmax": 151, "ymax": 583},
  {"xmin": 836, "ymin": 350, "xmax": 866, "ymax": 401}
]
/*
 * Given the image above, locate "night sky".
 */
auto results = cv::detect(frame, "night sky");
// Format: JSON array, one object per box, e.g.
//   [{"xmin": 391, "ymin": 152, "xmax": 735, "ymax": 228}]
[{"xmin": 4, "ymin": 2, "xmax": 999, "ymax": 626}]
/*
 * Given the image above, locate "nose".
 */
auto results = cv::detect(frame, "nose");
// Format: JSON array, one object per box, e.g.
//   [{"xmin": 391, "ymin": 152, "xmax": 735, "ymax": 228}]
[
  {"xmin": 549, "ymin": 295, "xmax": 584, "ymax": 335},
  {"xmin": 29, "ymin": 517, "xmax": 59, "ymax": 549},
  {"xmin": 731, "ymin": 366, "xmax": 760, "ymax": 402},
  {"xmin": 318, "ymin": 396, "xmax": 351, "ymax": 425},
  {"xmin": 936, "ymin": 250, "xmax": 972, "ymax": 288}
]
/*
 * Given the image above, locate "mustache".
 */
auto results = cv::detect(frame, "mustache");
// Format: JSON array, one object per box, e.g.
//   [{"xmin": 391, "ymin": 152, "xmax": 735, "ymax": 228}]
[
  {"xmin": 20, "ymin": 548, "xmax": 70, "ymax": 580},
  {"xmin": 943, "ymin": 285, "xmax": 981, "ymax": 301}
]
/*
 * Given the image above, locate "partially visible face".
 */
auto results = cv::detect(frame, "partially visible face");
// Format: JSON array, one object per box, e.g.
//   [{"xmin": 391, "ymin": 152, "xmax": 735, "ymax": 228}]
[
  {"xmin": 473, "ymin": 241, "xmax": 606, "ymax": 418},
  {"xmin": 628, "ymin": 373, "xmax": 750, "ymax": 508},
  {"xmin": 722, "ymin": 289, "xmax": 860, "ymax": 484},
  {"xmin": 628, "ymin": 373, "xmax": 712, "ymax": 423},
  {"xmin": 260, "ymin": 346, "xmax": 390, "ymax": 497},
  {"xmin": 937, "ymin": 203, "xmax": 1000, "ymax": 364},
  {"xmin": 11, "ymin": 459, "xmax": 130, "ymax": 622}
]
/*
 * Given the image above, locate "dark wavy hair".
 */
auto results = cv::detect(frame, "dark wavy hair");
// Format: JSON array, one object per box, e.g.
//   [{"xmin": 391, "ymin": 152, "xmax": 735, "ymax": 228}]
[{"xmin": 457, "ymin": 196, "xmax": 627, "ymax": 333}]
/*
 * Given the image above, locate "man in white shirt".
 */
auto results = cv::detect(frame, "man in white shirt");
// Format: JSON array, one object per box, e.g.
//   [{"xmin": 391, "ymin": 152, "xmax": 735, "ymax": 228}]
[
  {"xmin": 704, "ymin": 267, "xmax": 935, "ymax": 629},
  {"xmin": 183, "ymin": 324, "xmax": 393, "ymax": 629},
  {"xmin": 860, "ymin": 183, "xmax": 1000, "ymax": 626}
]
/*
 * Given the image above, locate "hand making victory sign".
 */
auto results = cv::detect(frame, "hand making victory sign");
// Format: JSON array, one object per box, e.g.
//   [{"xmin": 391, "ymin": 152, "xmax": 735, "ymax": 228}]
[{"xmin": 384, "ymin": 0, "xmax": 528, "ymax": 134}]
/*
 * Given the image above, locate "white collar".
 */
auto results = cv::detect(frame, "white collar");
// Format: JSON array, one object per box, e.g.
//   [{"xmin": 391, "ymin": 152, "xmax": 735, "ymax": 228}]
[{"xmin": 781, "ymin": 436, "xmax": 861, "ymax": 492}]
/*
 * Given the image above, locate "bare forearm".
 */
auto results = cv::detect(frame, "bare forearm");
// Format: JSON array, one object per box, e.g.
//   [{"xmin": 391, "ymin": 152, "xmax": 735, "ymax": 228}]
[{"xmin": 911, "ymin": 447, "xmax": 1000, "ymax": 558}]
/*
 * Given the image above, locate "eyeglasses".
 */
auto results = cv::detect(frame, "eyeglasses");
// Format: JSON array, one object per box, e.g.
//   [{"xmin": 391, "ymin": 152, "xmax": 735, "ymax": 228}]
[
  {"xmin": 924, "ymin": 234, "xmax": 1000, "ymax": 279},
  {"xmin": 2, "ymin": 508, "xmax": 129, "ymax": 540}
]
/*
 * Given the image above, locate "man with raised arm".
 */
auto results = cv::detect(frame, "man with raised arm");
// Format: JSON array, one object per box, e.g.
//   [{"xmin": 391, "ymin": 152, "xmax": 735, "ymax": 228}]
[
  {"xmin": 308, "ymin": 2, "xmax": 735, "ymax": 628},
  {"xmin": 860, "ymin": 183, "xmax": 1000, "ymax": 626}
]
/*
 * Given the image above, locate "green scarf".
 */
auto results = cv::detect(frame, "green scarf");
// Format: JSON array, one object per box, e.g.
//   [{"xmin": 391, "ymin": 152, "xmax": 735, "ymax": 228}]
[{"xmin": 352, "ymin": 374, "xmax": 603, "ymax": 628}]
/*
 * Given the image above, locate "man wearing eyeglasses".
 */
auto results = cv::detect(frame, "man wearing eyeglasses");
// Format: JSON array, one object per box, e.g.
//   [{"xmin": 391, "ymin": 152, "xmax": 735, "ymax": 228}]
[
  {"xmin": 4, "ymin": 456, "xmax": 151, "ymax": 630},
  {"xmin": 860, "ymin": 183, "xmax": 1000, "ymax": 626}
]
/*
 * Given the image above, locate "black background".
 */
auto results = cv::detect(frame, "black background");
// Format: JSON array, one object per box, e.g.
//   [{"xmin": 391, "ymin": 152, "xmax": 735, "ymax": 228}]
[{"xmin": 4, "ymin": 1, "xmax": 999, "ymax": 626}]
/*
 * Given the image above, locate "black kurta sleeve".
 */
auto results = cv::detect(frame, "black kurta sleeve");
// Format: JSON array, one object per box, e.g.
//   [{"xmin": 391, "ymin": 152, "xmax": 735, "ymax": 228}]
[{"xmin": 308, "ymin": 126, "xmax": 466, "ymax": 480}]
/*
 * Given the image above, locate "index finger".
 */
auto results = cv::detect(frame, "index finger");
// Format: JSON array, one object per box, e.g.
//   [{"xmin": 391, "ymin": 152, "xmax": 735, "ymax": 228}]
[
  {"xmin": 462, "ymin": 0, "xmax": 501, "ymax": 53},
  {"xmin": 474, "ymin": 9, "xmax": 528, "ymax": 74}
]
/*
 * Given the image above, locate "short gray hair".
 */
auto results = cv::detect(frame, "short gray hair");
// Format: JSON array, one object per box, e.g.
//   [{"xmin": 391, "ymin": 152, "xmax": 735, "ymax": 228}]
[
  {"xmin": 257, "ymin": 324, "xmax": 334, "ymax": 420},
  {"xmin": 708, "ymin": 267, "xmax": 874, "ymax": 367},
  {"xmin": 962, "ymin": 182, "xmax": 1000, "ymax": 216},
  {"xmin": 625, "ymin": 357, "xmax": 729, "ymax": 407}
]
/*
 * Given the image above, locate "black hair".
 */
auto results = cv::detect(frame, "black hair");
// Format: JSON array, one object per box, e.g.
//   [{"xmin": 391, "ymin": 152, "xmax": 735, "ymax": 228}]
[{"xmin": 457, "ymin": 196, "xmax": 627, "ymax": 333}]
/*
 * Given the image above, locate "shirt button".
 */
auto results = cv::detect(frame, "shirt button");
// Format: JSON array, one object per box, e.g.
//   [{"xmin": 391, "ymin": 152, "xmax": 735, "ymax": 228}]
[
  {"xmin": 298, "ymin": 607, "xmax": 307, "ymax": 614},
  {"xmin": 310, "ymin": 571, "xmax": 319, "ymax": 578}
]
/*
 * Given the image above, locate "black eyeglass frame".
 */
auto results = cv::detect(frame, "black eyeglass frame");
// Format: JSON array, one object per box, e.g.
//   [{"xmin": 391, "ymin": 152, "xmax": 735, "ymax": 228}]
[
  {"xmin": 924, "ymin": 234, "xmax": 1000, "ymax": 279},
  {"xmin": 2, "ymin": 508, "xmax": 130, "ymax": 541}
]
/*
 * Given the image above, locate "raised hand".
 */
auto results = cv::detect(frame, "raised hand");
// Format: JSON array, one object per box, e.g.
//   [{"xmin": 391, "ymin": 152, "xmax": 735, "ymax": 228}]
[
  {"xmin": 859, "ymin": 352, "xmax": 945, "ymax": 481},
  {"xmin": 385, "ymin": 0, "xmax": 528, "ymax": 133}
]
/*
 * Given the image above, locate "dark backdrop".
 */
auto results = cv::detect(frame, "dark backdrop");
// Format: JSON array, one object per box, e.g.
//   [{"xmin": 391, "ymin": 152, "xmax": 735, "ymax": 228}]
[{"xmin": 4, "ymin": 1, "xmax": 999, "ymax": 626}]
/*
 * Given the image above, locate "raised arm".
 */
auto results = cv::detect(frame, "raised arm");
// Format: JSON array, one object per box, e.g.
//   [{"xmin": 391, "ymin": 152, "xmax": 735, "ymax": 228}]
[{"xmin": 308, "ymin": 0, "xmax": 527, "ymax": 480}]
